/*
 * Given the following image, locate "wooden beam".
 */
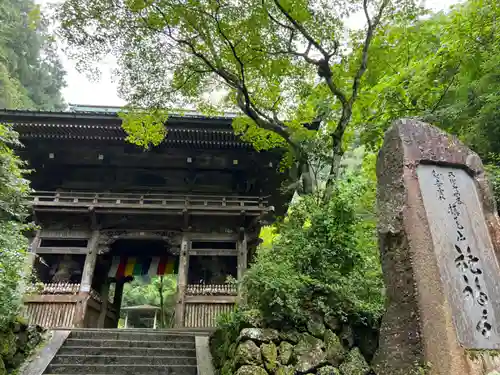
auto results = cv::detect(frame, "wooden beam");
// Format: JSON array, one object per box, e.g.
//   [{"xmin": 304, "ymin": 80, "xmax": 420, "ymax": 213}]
[
  {"xmin": 74, "ymin": 230, "xmax": 100, "ymax": 327},
  {"xmin": 185, "ymin": 295, "xmax": 237, "ymax": 304},
  {"xmin": 36, "ymin": 247, "xmax": 88, "ymax": 255},
  {"xmin": 188, "ymin": 233, "xmax": 238, "ymax": 241},
  {"xmin": 39, "ymin": 229, "xmax": 91, "ymax": 239},
  {"xmin": 188, "ymin": 249, "xmax": 237, "ymax": 256},
  {"xmin": 80, "ymin": 231, "xmax": 100, "ymax": 293},
  {"xmin": 113, "ymin": 281, "xmax": 125, "ymax": 320},
  {"xmin": 174, "ymin": 234, "xmax": 189, "ymax": 328},
  {"xmin": 23, "ymin": 295, "xmax": 81, "ymax": 303},
  {"xmin": 237, "ymin": 229, "xmax": 248, "ymax": 300},
  {"xmin": 97, "ymin": 281, "xmax": 110, "ymax": 328}
]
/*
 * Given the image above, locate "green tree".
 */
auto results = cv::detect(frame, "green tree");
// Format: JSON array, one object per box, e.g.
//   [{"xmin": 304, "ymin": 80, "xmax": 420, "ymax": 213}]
[
  {"xmin": 0, "ymin": 0, "xmax": 66, "ymax": 110},
  {"xmin": 121, "ymin": 275, "xmax": 177, "ymax": 328},
  {"xmin": 0, "ymin": 124, "xmax": 32, "ymax": 329},
  {"xmin": 57, "ymin": 0, "xmax": 420, "ymax": 197}
]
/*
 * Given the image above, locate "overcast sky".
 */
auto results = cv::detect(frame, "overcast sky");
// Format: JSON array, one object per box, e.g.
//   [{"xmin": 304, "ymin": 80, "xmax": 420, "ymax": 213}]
[{"xmin": 39, "ymin": 0, "xmax": 462, "ymax": 107}]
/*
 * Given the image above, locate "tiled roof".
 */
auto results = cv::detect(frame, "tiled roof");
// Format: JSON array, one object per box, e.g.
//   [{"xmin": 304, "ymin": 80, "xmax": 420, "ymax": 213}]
[{"xmin": 0, "ymin": 108, "xmax": 251, "ymax": 148}]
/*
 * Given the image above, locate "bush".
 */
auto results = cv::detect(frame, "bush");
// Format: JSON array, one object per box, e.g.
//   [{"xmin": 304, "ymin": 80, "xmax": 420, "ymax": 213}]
[
  {"xmin": 0, "ymin": 123, "xmax": 31, "ymax": 330},
  {"xmin": 239, "ymin": 170, "xmax": 384, "ymax": 328}
]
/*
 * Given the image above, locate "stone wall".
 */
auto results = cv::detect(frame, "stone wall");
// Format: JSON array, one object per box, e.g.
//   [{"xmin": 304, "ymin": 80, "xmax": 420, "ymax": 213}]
[
  {"xmin": 210, "ymin": 314, "xmax": 377, "ymax": 375},
  {"xmin": 0, "ymin": 320, "xmax": 44, "ymax": 375}
]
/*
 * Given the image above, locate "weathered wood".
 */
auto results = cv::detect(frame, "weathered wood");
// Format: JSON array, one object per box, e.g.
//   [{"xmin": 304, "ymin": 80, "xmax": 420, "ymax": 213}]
[
  {"xmin": 113, "ymin": 281, "xmax": 125, "ymax": 318},
  {"xmin": 36, "ymin": 247, "xmax": 88, "ymax": 255},
  {"xmin": 39, "ymin": 229, "xmax": 91, "ymax": 239},
  {"xmin": 97, "ymin": 282, "xmax": 110, "ymax": 328},
  {"xmin": 185, "ymin": 295, "xmax": 237, "ymax": 304},
  {"xmin": 79, "ymin": 231, "xmax": 100, "ymax": 293},
  {"xmin": 188, "ymin": 233, "xmax": 239, "ymax": 241},
  {"xmin": 188, "ymin": 249, "xmax": 237, "ymax": 256},
  {"xmin": 74, "ymin": 230, "xmax": 100, "ymax": 327},
  {"xmin": 175, "ymin": 234, "xmax": 190, "ymax": 328},
  {"xmin": 23, "ymin": 295, "xmax": 81, "ymax": 303},
  {"xmin": 29, "ymin": 231, "xmax": 41, "ymax": 254},
  {"xmin": 237, "ymin": 230, "xmax": 248, "ymax": 282},
  {"xmin": 184, "ymin": 303, "xmax": 235, "ymax": 328}
]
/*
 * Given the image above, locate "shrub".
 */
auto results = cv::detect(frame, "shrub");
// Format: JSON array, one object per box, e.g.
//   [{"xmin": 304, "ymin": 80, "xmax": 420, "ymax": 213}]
[{"xmin": 240, "ymin": 170, "xmax": 384, "ymax": 328}]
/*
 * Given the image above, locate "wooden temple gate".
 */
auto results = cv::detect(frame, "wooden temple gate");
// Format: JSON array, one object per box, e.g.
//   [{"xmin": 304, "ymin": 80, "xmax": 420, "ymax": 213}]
[{"xmin": 1, "ymin": 106, "xmax": 288, "ymax": 329}]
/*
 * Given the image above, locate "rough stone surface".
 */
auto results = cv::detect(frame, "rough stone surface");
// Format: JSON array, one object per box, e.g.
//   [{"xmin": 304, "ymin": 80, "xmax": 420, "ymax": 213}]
[
  {"xmin": 236, "ymin": 340, "xmax": 262, "ymax": 366},
  {"xmin": 340, "ymin": 325, "xmax": 354, "ymax": 349},
  {"xmin": 238, "ymin": 328, "xmax": 279, "ymax": 344},
  {"xmin": 0, "ymin": 357, "xmax": 5, "ymax": 375},
  {"xmin": 276, "ymin": 365, "xmax": 295, "ymax": 375},
  {"xmin": 278, "ymin": 341, "xmax": 294, "ymax": 365},
  {"xmin": 317, "ymin": 365, "xmax": 340, "ymax": 375},
  {"xmin": 374, "ymin": 119, "xmax": 499, "ymax": 375},
  {"xmin": 235, "ymin": 365, "xmax": 269, "ymax": 375},
  {"xmin": 294, "ymin": 333, "xmax": 327, "ymax": 373},
  {"xmin": 260, "ymin": 342, "xmax": 278, "ymax": 372},
  {"xmin": 307, "ymin": 315, "xmax": 326, "ymax": 338},
  {"xmin": 339, "ymin": 348, "xmax": 370, "ymax": 375},
  {"xmin": 279, "ymin": 330, "xmax": 301, "ymax": 344},
  {"xmin": 324, "ymin": 313, "xmax": 341, "ymax": 332},
  {"xmin": 324, "ymin": 329, "xmax": 345, "ymax": 366}
]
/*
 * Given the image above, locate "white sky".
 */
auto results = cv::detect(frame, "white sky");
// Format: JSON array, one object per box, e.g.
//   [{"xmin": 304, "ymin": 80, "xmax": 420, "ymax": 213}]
[{"xmin": 38, "ymin": 0, "xmax": 462, "ymax": 107}]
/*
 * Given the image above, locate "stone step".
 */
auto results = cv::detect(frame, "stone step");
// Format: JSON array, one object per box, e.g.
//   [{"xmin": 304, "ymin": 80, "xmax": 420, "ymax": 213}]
[
  {"xmin": 63, "ymin": 338, "xmax": 196, "ymax": 349},
  {"xmin": 67, "ymin": 328, "xmax": 213, "ymax": 336},
  {"xmin": 69, "ymin": 330, "xmax": 196, "ymax": 342},
  {"xmin": 45, "ymin": 364, "xmax": 197, "ymax": 375},
  {"xmin": 52, "ymin": 354, "xmax": 197, "ymax": 366},
  {"xmin": 57, "ymin": 346, "xmax": 197, "ymax": 357}
]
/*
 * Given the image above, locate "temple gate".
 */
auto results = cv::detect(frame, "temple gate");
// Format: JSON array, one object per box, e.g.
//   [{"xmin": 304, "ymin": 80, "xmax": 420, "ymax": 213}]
[{"xmin": 0, "ymin": 105, "xmax": 289, "ymax": 329}]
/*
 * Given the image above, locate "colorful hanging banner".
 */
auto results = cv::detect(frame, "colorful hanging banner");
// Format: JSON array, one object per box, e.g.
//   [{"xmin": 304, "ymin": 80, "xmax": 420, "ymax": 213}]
[{"xmin": 108, "ymin": 256, "xmax": 178, "ymax": 279}]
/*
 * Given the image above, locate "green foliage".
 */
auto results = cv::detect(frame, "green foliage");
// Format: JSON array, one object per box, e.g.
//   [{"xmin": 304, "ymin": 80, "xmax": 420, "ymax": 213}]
[
  {"xmin": 0, "ymin": 124, "xmax": 31, "ymax": 330},
  {"xmin": 57, "ymin": 0, "xmax": 420, "ymax": 194},
  {"xmin": 121, "ymin": 275, "xmax": 177, "ymax": 328},
  {"xmin": 240, "ymin": 164, "xmax": 383, "ymax": 328},
  {"xmin": 0, "ymin": 0, "xmax": 66, "ymax": 110},
  {"xmin": 353, "ymin": 0, "xmax": 500, "ymax": 158}
]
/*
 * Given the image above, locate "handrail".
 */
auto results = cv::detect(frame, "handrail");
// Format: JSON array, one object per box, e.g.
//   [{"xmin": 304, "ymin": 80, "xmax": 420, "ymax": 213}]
[
  {"xmin": 186, "ymin": 283, "xmax": 237, "ymax": 296},
  {"xmin": 30, "ymin": 190, "xmax": 269, "ymax": 209}
]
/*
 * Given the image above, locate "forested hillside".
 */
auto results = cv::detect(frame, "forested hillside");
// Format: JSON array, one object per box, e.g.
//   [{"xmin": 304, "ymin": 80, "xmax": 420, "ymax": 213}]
[{"xmin": 0, "ymin": 0, "xmax": 66, "ymax": 110}]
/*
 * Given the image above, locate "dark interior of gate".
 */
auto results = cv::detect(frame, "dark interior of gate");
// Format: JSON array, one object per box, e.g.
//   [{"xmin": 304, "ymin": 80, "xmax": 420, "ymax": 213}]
[{"xmin": 0, "ymin": 106, "xmax": 289, "ymax": 329}]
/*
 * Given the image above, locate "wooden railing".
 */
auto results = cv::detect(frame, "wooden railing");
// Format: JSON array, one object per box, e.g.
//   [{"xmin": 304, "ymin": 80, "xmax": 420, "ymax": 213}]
[
  {"xmin": 186, "ymin": 284, "xmax": 237, "ymax": 296},
  {"xmin": 38, "ymin": 282, "xmax": 80, "ymax": 295},
  {"xmin": 31, "ymin": 191, "xmax": 268, "ymax": 212},
  {"xmin": 23, "ymin": 283, "xmax": 115, "ymax": 328}
]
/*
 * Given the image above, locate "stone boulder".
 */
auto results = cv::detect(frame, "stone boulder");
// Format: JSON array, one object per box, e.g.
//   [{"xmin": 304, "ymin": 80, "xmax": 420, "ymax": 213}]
[
  {"xmin": 324, "ymin": 329, "xmax": 345, "ymax": 366},
  {"xmin": 279, "ymin": 330, "xmax": 301, "ymax": 344},
  {"xmin": 276, "ymin": 365, "xmax": 295, "ymax": 375},
  {"xmin": 261, "ymin": 342, "xmax": 278, "ymax": 373},
  {"xmin": 307, "ymin": 314, "xmax": 326, "ymax": 338},
  {"xmin": 317, "ymin": 365, "xmax": 340, "ymax": 375},
  {"xmin": 324, "ymin": 313, "xmax": 341, "ymax": 332},
  {"xmin": 278, "ymin": 341, "xmax": 294, "ymax": 365},
  {"xmin": 239, "ymin": 328, "xmax": 279, "ymax": 343},
  {"xmin": 294, "ymin": 333, "xmax": 327, "ymax": 373},
  {"xmin": 236, "ymin": 340, "xmax": 262, "ymax": 366},
  {"xmin": 339, "ymin": 348, "xmax": 370, "ymax": 375},
  {"xmin": 235, "ymin": 365, "xmax": 269, "ymax": 375},
  {"xmin": 340, "ymin": 325, "xmax": 355, "ymax": 348},
  {"xmin": 0, "ymin": 330, "xmax": 16, "ymax": 360},
  {"xmin": 0, "ymin": 357, "xmax": 5, "ymax": 375}
]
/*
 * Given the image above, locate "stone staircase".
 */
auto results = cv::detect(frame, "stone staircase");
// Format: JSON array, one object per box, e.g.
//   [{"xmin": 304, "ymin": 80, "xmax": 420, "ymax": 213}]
[{"xmin": 43, "ymin": 329, "xmax": 200, "ymax": 375}]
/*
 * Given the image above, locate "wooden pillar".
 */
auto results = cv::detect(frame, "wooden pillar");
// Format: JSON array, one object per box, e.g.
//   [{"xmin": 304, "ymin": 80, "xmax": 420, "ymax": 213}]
[
  {"xmin": 174, "ymin": 233, "xmax": 189, "ymax": 328},
  {"xmin": 237, "ymin": 229, "xmax": 248, "ymax": 298},
  {"xmin": 124, "ymin": 312, "xmax": 129, "ymax": 328},
  {"xmin": 97, "ymin": 281, "xmax": 110, "ymax": 328},
  {"xmin": 113, "ymin": 280, "xmax": 125, "ymax": 326},
  {"xmin": 73, "ymin": 230, "xmax": 100, "ymax": 327}
]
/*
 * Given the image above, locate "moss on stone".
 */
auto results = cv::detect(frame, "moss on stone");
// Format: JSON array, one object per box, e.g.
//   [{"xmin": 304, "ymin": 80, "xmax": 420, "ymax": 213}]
[
  {"xmin": 278, "ymin": 341, "xmax": 294, "ymax": 365},
  {"xmin": 338, "ymin": 347, "xmax": 370, "ymax": 375},
  {"xmin": 235, "ymin": 365, "xmax": 269, "ymax": 375},
  {"xmin": 317, "ymin": 365, "xmax": 340, "ymax": 375},
  {"xmin": 261, "ymin": 342, "xmax": 278, "ymax": 372},
  {"xmin": 236, "ymin": 340, "xmax": 262, "ymax": 366}
]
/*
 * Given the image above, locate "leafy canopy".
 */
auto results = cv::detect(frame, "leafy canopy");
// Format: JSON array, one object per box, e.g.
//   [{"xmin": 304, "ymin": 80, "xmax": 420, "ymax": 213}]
[
  {"xmin": 58, "ymin": 0, "xmax": 420, "ymax": 195},
  {"xmin": 0, "ymin": 0, "xmax": 66, "ymax": 110}
]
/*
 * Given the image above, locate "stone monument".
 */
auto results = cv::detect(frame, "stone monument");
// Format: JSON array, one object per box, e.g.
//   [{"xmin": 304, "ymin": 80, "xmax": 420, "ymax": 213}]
[{"xmin": 374, "ymin": 119, "xmax": 500, "ymax": 375}]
